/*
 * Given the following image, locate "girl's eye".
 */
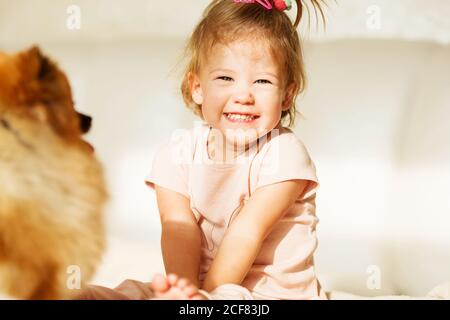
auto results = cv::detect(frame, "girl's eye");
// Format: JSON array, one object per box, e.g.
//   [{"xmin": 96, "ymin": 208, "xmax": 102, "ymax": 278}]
[
  {"xmin": 217, "ymin": 76, "xmax": 233, "ymax": 81},
  {"xmin": 255, "ymin": 79, "xmax": 272, "ymax": 84}
]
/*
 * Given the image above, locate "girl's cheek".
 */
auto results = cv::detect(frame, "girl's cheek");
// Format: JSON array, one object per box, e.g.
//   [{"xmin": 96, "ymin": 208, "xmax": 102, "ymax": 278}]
[
  {"xmin": 255, "ymin": 86, "xmax": 281, "ymax": 95},
  {"xmin": 208, "ymin": 87, "xmax": 231, "ymax": 102},
  {"xmin": 256, "ymin": 91, "xmax": 282, "ymax": 104}
]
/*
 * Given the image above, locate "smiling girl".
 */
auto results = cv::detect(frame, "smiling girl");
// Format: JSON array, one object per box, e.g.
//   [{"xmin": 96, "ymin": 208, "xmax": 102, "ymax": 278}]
[
  {"xmin": 144, "ymin": 0, "xmax": 327, "ymax": 300},
  {"xmin": 76, "ymin": 0, "xmax": 327, "ymax": 301}
]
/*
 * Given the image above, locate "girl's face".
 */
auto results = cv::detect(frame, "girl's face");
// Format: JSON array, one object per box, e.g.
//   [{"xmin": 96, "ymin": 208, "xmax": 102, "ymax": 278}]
[{"xmin": 189, "ymin": 40, "xmax": 296, "ymax": 150}]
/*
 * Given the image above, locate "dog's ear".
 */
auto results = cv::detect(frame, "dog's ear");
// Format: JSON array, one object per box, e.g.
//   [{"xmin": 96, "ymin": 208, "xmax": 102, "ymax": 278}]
[
  {"xmin": 12, "ymin": 47, "xmax": 53, "ymax": 111},
  {"xmin": 22, "ymin": 46, "xmax": 55, "ymax": 82},
  {"xmin": 19, "ymin": 46, "xmax": 42, "ymax": 81},
  {"xmin": 0, "ymin": 47, "xmax": 46, "ymax": 107}
]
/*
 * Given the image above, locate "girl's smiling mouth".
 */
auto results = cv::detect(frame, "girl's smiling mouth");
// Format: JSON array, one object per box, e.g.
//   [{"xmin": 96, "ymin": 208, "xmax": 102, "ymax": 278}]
[{"xmin": 224, "ymin": 112, "xmax": 260, "ymax": 123}]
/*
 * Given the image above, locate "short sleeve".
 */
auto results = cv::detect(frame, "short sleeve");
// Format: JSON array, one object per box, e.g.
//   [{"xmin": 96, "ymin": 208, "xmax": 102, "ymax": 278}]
[
  {"xmin": 144, "ymin": 133, "xmax": 192, "ymax": 199},
  {"xmin": 254, "ymin": 131, "xmax": 319, "ymax": 201}
]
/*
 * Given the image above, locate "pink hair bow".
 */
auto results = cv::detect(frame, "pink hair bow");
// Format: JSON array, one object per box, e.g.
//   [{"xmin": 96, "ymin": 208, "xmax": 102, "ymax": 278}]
[{"xmin": 233, "ymin": 0, "xmax": 292, "ymax": 11}]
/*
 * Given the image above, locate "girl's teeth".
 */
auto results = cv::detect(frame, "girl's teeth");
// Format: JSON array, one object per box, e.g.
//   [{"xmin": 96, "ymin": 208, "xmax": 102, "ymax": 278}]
[{"xmin": 226, "ymin": 113, "xmax": 257, "ymax": 121}]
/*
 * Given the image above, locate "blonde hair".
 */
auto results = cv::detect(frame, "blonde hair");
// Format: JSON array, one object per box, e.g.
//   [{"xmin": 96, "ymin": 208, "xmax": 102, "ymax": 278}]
[{"xmin": 179, "ymin": 0, "xmax": 326, "ymax": 128}]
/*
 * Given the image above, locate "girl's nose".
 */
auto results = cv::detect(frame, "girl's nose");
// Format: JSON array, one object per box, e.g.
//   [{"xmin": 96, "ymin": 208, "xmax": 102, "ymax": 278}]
[{"xmin": 233, "ymin": 85, "xmax": 255, "ymax": 105}]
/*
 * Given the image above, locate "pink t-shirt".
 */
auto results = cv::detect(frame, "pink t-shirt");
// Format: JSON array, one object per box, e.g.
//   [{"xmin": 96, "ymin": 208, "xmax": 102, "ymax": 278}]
[{"xmin": 145, "ymin": 122, "xmax": 325, "ymax": 299}]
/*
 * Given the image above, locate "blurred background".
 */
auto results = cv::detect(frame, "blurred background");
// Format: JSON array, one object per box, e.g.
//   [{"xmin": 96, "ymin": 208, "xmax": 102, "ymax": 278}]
[{"xmin": 1, "ymin": 0, "xmax": 449, "ymax": 297}]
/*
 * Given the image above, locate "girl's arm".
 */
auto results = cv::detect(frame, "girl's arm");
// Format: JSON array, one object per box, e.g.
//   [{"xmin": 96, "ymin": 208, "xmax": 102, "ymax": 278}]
[
  {"xmin": 201, "ymin": 179, "xmax": 309, "ymax": 292},
  {"xmin": 155, "ymin": 185, "xmax": 202, "ymax": 288}
]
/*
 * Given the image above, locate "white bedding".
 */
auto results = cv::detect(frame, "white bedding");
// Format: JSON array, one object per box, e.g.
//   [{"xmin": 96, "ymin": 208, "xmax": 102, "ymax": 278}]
[{"xmin": 328, "ymin": 283, "xmax": 449, "ymax": 300}]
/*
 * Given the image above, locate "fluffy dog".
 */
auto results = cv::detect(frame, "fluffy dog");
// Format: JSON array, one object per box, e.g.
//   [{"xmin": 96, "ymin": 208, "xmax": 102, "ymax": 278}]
[{"xmin": 0, "ymin": 46, "xmax": 107, "ymax": 299}]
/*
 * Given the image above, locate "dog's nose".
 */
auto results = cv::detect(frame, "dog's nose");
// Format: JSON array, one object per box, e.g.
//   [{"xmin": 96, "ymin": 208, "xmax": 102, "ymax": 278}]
[{"xmin": 78, "ymin": 113, "xmax": 92, "ymax": 134}]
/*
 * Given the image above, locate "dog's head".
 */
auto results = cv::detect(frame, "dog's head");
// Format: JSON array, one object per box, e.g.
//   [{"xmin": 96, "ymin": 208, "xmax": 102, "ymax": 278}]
[{"xmin": 0, "ymin": 46, "xmax": 92, "ymax": 143}]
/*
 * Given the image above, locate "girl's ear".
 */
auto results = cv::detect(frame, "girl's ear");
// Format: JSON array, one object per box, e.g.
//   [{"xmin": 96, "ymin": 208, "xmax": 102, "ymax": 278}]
[
  {"xmin": 188, "ymin": 72, "xmax": 203, "ymax": 105},
  {"xmin": 281, "ymin": 82, "xmax": 298, "ymax": 111}
]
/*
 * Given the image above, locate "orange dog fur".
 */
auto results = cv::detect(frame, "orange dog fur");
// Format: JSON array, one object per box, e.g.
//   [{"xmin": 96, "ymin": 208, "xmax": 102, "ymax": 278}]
[{"xmin": 0, "ymin": 46, "xmax": 107, "ymax": 299}]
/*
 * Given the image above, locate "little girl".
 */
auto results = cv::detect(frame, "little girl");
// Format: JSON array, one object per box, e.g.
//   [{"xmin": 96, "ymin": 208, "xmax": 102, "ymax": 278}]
[{"xmin": 77, "ymin": 0, "xmax": 327, "ymax": 300}]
